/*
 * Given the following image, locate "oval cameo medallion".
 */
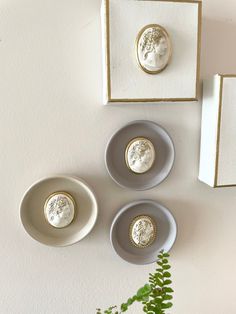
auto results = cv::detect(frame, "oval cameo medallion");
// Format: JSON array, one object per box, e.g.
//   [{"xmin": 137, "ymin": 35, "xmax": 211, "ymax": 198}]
[
  {"xmin": 136, "ymin": 24, "xmax": 172, "ymax": 74},
  {"xmin": 125, "ymin": 137, "xmax": 156, "ymax": 174},
  {"xmin": 44, "ymin": 192, "xmax": 76, "ymax": 228},
  {"xmin": 129, "ymin": 215, "xmax": 157, "ymax": 248}
]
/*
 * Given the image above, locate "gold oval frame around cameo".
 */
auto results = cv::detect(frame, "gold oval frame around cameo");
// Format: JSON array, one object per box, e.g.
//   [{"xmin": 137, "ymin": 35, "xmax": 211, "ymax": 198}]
[
  {"xmin": 125, "ymin": 137, "xmax": 156, "ymax": 175},
  {"xmin": 129, "ymin": 215, "xmax": 157, "ymax": 248},
  {"xmin": 44, "ymin": 191, "xmax": 77, "ymax": 229},
  {"xmin": 136, "ymin": 24, "xmax": 172, "ymax": 75}
]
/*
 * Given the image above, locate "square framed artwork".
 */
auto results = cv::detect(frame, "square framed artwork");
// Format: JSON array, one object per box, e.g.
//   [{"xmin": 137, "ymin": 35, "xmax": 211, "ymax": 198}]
[
  {"xmin": 199, "ymin": 74, "xmax": 236, "ymax": 188},
  {"xmin": 101, "ymin": 0, "xmax": 202, "ymax": 105}
]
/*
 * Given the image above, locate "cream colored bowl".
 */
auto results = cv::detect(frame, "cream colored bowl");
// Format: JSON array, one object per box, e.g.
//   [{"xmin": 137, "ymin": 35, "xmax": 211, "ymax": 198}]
[{"xmin": 20, "ymin": 176, "xmax": 98, "ymax": 247}]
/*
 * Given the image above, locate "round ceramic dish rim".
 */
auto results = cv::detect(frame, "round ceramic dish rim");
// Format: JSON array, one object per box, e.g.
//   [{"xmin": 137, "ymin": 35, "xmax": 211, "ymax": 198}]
[
  {"xmin": 20, "ymin": 175, "xmax": 99, "ymax": 247},
  {"xmin": 110, "ymin": 199, "xmax": 178, "ymax": 265},
  {"xmin": 104, "ymin": 120, "xmax": 175, "ymax": 191}
]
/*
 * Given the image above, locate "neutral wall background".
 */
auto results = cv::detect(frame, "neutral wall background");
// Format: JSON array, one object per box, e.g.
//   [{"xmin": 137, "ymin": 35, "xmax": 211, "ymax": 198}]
[{"xmin": 0, "ymin": 0, "xmax": 236, "ymax": 313}]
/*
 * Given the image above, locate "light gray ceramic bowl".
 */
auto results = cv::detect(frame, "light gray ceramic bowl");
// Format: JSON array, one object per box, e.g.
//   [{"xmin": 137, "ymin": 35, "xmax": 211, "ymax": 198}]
[
  {"xmin": 105, "ymin": 120, "xmax": 175, "ymax": 190},
  {"xmin": 110, "ymin": 200, "xmax": 177, "ymax": 265},
  {"xmin": 20, "ymin": 176, "xmax": 98, "ymax": 247}
]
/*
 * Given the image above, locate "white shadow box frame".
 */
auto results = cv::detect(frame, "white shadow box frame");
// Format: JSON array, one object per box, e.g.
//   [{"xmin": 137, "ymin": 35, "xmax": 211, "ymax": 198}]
[
  {"xmin": 199, "ymin": 74, "xmax": 236, "ymax": 188},
  {"xmin": 101, "ymin": 0, "xmax": 202, "ymax": 105}
]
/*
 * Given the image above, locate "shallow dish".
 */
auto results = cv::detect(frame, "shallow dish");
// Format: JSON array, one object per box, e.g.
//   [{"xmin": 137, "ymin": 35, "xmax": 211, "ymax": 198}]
[
  {"xmin": 110, "ymin": 200, "xmax": 177, "ymax": 265},
  {"xmin": 105, "ymin": 120, "xmax": 175, "ymax": 190},
  {"xmin": 20, "ymin": 176, "xmax": 98, "ymax": 247}
]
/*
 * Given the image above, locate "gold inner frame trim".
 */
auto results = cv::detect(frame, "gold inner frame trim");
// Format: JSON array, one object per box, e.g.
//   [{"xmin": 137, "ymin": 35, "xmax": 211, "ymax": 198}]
[
  {"xmin": 104, "ymin": 0, "xmax": 202, "ymax": 103},
  {"xmin": 214, "ymin": 74, "xmax": 236, "ymax": 188}
]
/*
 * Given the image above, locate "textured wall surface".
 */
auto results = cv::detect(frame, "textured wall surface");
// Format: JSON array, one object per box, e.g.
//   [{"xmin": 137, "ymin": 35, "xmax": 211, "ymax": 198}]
[{"xmin": 0, "ymin": 1, "xmax": 236, "ymax": 313}]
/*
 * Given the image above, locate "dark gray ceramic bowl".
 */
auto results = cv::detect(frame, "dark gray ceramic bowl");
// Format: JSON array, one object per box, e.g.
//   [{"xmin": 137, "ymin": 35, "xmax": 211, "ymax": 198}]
[
  {"xmin": 105, "ymin": 120, "xmax": 175, "ymax": 190},
  {"xmin": 110, "ymin": 200, "xmax": 177, "ymax": 265}
]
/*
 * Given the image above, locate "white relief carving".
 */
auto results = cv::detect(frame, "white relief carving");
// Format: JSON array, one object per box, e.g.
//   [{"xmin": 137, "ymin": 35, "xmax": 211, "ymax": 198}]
[
  {"xmin": 125, "ymin": 137, "xmax": 156, "ymax": 174},
  {"xmin": 130, "ymin": 216, "xmax": 156, "ymax": 248},
  {"xmin": 137, "ymin": 24, "xmax": 171, "ymax": 74},
  {"xmin": 44, "ymin": 192, "xmax": 75, "ymax": 228}
]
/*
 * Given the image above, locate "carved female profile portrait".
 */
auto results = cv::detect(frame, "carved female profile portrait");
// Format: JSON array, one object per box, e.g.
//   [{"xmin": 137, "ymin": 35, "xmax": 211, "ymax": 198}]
[
  {"xmin": 44, "ymin": 192, "xmax": 76, "ymax": 228},
  {"xmin": 136, "ymin": 24, "xmax": 172, "ymax": 74},
  {"xmin": 125, "ymin": 137, "xmax": 156, "ymax": 174},
  {"xmin": 129, "ymin": 215, "xmax": 157, "ymax": 248}
]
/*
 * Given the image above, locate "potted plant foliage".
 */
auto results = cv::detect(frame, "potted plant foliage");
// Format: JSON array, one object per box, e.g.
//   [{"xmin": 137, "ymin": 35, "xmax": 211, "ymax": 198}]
[{"xmin": 97, "ymin": 250, "xmax": 173, "ymax": 314}]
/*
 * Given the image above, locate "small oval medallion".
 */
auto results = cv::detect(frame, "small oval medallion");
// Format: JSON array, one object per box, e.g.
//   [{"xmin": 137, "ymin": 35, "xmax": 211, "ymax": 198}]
[
  {"xmin": 44, "ymin": 192, "xmax": 76, "ymax": 228},
  {"xmin": 129, "ymin": 215, "xmax": 157, "ymax": 248},
  {"xmin": 125, "ymin": 137, "xmax": 156, "ymax": 174},
  {"xmin": 136, "ymin": 24, "xmax": 172, "ymax": 74}
]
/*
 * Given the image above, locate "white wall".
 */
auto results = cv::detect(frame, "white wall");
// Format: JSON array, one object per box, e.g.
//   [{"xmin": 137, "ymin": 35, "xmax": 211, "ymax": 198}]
[{"xmin": 0, "ymin": 0, "xmax": 236, "ymax": 313}]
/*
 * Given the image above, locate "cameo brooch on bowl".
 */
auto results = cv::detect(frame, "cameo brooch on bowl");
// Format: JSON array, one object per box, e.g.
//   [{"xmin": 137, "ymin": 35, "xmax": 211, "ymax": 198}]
[
  {"xmin": 44, "ymin": 192, "xmax": 76, "ymax": 228},
  {"xmin": 125, "ymin": 137, "xmax": 156, "ymax": 174},
  {"xmin": 129, "ymin": 215, "xmax": 157, "ymax": 248}
]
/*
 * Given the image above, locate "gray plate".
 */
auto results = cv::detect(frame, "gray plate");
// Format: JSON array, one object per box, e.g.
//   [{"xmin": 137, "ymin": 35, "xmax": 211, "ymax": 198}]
[
  {"xmin": 105, "ymin": 120, "xmax": 175, "ymax": 190},
  {"xmin": 110, "ymin": 200, "xmax": 177, "ymax": 265},
  {"xmin": 20, "ymin": 176, "xmax": 98, "ymax": 247}
]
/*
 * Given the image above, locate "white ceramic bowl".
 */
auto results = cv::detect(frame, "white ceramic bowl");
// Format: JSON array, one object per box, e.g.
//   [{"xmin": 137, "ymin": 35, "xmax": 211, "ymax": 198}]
[{"xmin": 20, "ymin": 176, "xmax": 98, "ymax": 247}]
